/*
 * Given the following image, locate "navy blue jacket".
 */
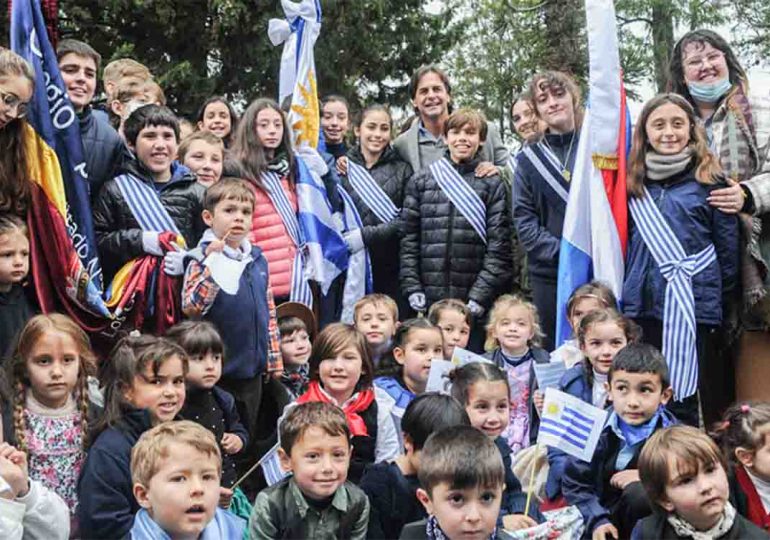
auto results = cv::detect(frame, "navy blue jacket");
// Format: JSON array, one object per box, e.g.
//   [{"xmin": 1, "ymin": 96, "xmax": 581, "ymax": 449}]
[
  {"xmin": 512, "ymin": 132, "xmax": 578, "ymax": 280},
  {"xmin": 496, "ymin": 436, "xmax": 545, "ymax": 523},
  {"xmin": 77, "ymin": 407, "xmax": 153, "ymax": 539},
  {"xmin": 485, "ymin": 347, "xmax": 550, "ymax": 445},
  {"xmin": 194, "ymin": 245, "xmax": 271, "ymax": 380},
  {"xmin": 180, "ymin": 386, "xmax": 249, "ymax": 487},
  {"xmin": 622, "ymin": 169, "xmax": 739, "ymax": 326},
  {"xmin": 79, "ymin": 106, "xmax": 125, "ymax": 202},
  {"xmin": 562, "ymin": 408, "xmax": 677, "ymax": 535},
  {"xmin": 360, "ymin": 461, "xmax": 425, "ymax": 540},
  {"xmin": 546, "ymin": 362, "xmax": 594, "ymax": 499}
]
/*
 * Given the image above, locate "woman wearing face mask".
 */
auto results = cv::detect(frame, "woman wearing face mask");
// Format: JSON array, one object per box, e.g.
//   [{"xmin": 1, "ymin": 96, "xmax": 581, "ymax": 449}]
[{"xmin": 669, "ymin": 29, "xmax": 770, "ymax": 405}]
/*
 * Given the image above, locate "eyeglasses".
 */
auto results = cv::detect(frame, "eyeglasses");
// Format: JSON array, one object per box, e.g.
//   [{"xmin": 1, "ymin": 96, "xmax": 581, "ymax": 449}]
[
  {"xmin": 684, "ymin": 51, "xmax": 725, "ymax": 71},
  {"xmin": 0, "ymin": 91, "xmax": 28, "ymax": 119}
]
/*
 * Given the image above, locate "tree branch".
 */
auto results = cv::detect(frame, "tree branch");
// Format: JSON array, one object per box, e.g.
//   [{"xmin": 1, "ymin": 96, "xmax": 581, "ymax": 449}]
[
  {"xmin": 617, "ymin": 15, "xmax": 653, "ymax": 27},
  {"xmin": 503, "ymin": 0, "xmax": 551, "ymax": 13}
]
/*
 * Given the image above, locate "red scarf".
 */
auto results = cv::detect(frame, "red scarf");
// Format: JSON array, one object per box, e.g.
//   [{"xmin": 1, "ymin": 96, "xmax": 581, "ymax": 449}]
[
  {"xmin": 735, "ymin": 464, "xmax": 770, "ymax": 531},
  {"xmin": 296, "ymin": 381, "xmax": 374, "ymax": 437}
]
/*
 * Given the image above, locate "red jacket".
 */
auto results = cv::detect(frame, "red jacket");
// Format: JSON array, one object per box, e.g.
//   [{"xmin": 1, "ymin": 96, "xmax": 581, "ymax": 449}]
[{"xmin": 248, "ymin": 176, "xmax": 297, "ymax": 298}]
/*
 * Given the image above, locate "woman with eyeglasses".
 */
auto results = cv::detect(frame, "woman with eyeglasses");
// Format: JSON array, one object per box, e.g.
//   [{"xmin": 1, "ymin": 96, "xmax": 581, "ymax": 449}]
[
  {"xmin": 668, "ymin": 29, "xmax": 770, "ymax": 407},
  {"xmin": 0, "ymin": 47, "xmax": 34, "ymax": 217}
]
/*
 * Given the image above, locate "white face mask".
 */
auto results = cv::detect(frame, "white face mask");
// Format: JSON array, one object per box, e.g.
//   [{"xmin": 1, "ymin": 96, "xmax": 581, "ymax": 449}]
[{"xmin": 687, "ymin": 76, "xmax": 731, "ymax": 104}]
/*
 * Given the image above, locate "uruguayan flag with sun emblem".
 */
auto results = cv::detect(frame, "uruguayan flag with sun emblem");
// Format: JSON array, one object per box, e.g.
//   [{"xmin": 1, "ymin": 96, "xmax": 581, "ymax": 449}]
[
  {"xmin": 268, "ymin": 0, "xmax": 322, "ymax": 150},
  {"xmin": 538, "ymin": 388, "xmax": 607, "ymax": 462}
]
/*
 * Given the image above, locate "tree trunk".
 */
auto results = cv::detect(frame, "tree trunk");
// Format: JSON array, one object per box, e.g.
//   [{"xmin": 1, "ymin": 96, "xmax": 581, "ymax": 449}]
[
  {"xmin": 651, "ymin": 0, "xmax": 676, "ymax": 92},
  {"xmin": 542, "ymin": 0, "xmax": 586, "ymax": 79}
]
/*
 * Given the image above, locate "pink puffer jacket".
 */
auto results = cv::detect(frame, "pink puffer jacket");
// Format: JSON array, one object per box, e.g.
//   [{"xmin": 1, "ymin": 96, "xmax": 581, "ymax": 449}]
[{"xmin": 248, "ymin": 176, "xmax": 298, "ymax": 298}]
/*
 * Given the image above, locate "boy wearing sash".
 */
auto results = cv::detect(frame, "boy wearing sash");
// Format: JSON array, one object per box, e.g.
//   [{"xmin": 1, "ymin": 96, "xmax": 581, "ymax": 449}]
[
  {"xmin": 400, "ymin": 108, "xmax": 512, "ymax": 351},
  {"xmin": 93, "ymin": 104, "xmax": 205, "ymax": 285},
  {"xmin": 182, "ymin": 178, "xmax": 283, "ymax": 472},
  {"xmin": 512, "ymin": 71, "xmax": 583, "ymax": 351}
]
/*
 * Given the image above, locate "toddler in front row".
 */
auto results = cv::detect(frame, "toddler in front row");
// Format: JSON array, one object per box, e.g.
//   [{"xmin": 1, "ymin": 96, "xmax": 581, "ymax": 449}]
[{"xmin": 129, "ymin": 421, "xmax": 245, "ymax": 539}]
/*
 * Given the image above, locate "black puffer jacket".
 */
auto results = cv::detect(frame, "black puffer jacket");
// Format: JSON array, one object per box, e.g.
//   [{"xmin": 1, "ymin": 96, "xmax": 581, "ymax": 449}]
[
  {"xmin": 92, "ymin": 159, "xmax": 205, "ymax": 282},
  {"xmin": 400, "ymin": 153, "xmax": 512, "ymax": 309},
  {"xmin": 342, "ymin": 145, "xmax": 412, "ymax": 291}
]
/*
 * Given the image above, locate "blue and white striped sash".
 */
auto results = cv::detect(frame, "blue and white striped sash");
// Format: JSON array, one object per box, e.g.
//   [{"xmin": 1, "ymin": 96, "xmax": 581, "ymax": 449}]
[
  {"xmin": 115, "ymin": 173, "xmax": 180, "ymax": 235},
  {"xmin": 521, "ymin": 144, "xmax": 569, "ymax": 203},
  {"xmin": 429, "ymin": 158, "xmax": 487, "ymax": 244},
  {"xmin": 260, "ymin": 171, "xmax": 313, "ymax": 307},
  {"xmin": 337, "ymin": 184, "xmax": 373, "ymax": 323},
  {"xmin": 628, "ymin": 187, "xmax": 717, "ymax": 400},
  {"xmin": 347, "ymin": 160, "xmax": 400, "ymax": 224}
]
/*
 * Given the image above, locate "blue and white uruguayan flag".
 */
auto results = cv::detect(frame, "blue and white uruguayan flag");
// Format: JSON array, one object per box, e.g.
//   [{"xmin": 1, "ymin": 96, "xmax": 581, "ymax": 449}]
[
  {"xmin": 295, "ymin": 157, "xmax": 349, "ymax": 295},
  {"xmin": 268, "ymin": 0, "xmax": 322, "ymax": 150},
  {"xmin": 337, "ymin": 185, "xmax": 373, "ymax": 322},
  {"xmin": 555, "ymin": 0, "xmax": 629, "ymax": 346},
  {"xmin": 538, "ymin": 388, "xmax": 607, "ymax": 462},
  {"xmin": 261, "ymin": 443, "xmax": 290, "ymax": 487}
]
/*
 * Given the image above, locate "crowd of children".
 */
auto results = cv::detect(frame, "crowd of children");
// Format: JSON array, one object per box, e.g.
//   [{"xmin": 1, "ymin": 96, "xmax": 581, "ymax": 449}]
[{"xmin": 0, "ymin": 23, "xmax": 769, "ymax": 540}]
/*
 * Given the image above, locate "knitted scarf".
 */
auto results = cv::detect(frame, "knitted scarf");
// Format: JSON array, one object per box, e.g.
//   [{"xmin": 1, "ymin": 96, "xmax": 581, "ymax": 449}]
[
  {"xmin": 296, "ymin": 381, "xmax": 374, "ymax": 437},
  {"xmin": 666, "ymin": 501, "xmax": 736, "ymax": 539},
  {"xmin": 713, "ymin": 83, "xmax": 769, "ymax": 314},
  {"xmin": 268, "ymin": 153, "xmax": 291, "ymax": 177},
  {"xmin": 644, "ymin": 147, "xmax": 694, "ymax": 181}
]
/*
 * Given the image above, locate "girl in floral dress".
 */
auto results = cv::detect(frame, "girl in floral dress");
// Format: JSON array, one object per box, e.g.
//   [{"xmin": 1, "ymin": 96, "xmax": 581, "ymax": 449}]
[{"xmin": 6, "ymin": 314, "xmax": 98, "ymax": 534}]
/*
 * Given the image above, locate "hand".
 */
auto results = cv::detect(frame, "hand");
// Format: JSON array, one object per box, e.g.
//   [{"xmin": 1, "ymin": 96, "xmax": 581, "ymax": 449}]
[
  {"xmin": 467, "ymin": 300, "xmax": 485, "ymax": 317},
  {"xmin": 205, "ymin": 229, "xmax": 234, "ymax": 256},
  {"xmin": 502, "ymin": 514, "xmax": 538, "ymax": 531},
  {"xmin": 592, "ymin": 522, "xmax": 619, "ymax": 540},
  {"xmin": 163, "ymin": 243, "xmax": 187, "ymax": 276},
  {"xmin": 218, "ymin": 486, "xmax": 234, "ymax": 509},
  {"xmin": 533, "ymin": 390, "xmax": 545, "ymax": 415},
  {"xmin": 336, "ymin": 156, "xmax": 349, "ymax": 176},
  {"xmin": 707, "ymin": 180, "xmax": 745, "ymax": 214},
  {"xmin": 408, "ymin": 292, "xmax": 426, "ymax": 312},
  {"xmin": 474, "ymin": 161, "xmax": 498, "ymax": 178},
  {"xmin": 343, "ymin": 229, "xmax": 364, "ymax": 254},
  {"xmin": 142, "ymin": 231, "xmax": 163, "ymax": 256},
  {"xmin": 0, "ymin": 443, "xmax": 28, "ymax": 499},
  {"xmin": 610, "ymin": 469, "xmax": 640, "ymax": 490},
  {"xmin": 221, "ymin": 433, "xmax": 244, "ymax": 455}
]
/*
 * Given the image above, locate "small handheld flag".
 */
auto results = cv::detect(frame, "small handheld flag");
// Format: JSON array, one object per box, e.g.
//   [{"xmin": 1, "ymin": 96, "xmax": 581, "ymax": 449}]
[
  {"xmin": 537, "ymin": 388, "xmax": 607, "ymax": 462},
  {"xmin": 232, "ymin": 442, "xmax": 289, "ymax": 490},
  {"xmin": 450, "ymin": 347, "xmax": 491, "ymax": 366},
  {"xmin": 425, "ymin": 359, "xmax": 455, "ymax": 394},
  {"xmin": 533, "ymin": 361, "xmax": 567, "ymax": 391}
]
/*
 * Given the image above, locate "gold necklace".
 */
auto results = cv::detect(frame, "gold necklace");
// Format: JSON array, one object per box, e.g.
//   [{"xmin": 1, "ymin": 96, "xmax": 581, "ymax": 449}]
[{"xmin": 542, "ymin": 132, "xmax": 576, "ymax": 181}]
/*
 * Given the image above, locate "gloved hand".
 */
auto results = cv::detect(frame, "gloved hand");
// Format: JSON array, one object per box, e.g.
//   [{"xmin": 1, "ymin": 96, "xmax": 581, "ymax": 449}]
[
  {"xmin": 163, "ymin": 244, "xmax": 187, "ymax": 276},
  {"xmin": 343, "ymin": 229, "xmax": 364, "ymax": 254},
  {"xmin": 142, "ymin": 231, "xmax": 163, "ymax": 256},
  {"xmin": 467, "ymin": 300, "xmax": 485, "ymax": 317},
  {"xmin": 408, "ymin": 292, "xmax": 426, "ymax": 312}
]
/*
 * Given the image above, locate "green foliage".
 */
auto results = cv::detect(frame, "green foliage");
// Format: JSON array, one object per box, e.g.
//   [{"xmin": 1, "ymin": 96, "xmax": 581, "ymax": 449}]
[
  {"xmin": 448, "ymin": 0, "xmax": 765, "ymax": 141},
  {"xmin": 52, "ymin": 0, "xmax": 461, "ymax": 117}
]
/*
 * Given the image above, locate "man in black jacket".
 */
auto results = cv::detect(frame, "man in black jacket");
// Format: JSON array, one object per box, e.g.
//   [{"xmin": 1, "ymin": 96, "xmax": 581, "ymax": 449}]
[{"xmin": 57, "ymin": 39, "xmax": 125, "ymax": 202}]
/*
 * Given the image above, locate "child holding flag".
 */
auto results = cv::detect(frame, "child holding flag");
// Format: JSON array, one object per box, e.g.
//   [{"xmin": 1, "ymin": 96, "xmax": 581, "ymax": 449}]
[
  {"xmin": 562, "ymin": 343, "xmax": 677, "ymax": 539},
  {"xmin": 92, "ymin": 104, "xmax": 205, "ymax": 292}
]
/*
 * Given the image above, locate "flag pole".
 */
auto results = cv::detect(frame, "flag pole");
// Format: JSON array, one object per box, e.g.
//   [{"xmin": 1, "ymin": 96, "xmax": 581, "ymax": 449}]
[
  {"xmin": 232, "ymin": 447, "xmax": 280, "ymax": 490},
  {"xmin": 523, "ymin": 443, "xmax": 539, "ymax": 517}
]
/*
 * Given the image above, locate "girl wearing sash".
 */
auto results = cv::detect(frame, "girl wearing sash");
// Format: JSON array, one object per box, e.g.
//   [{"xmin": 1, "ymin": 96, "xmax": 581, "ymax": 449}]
[
  {"xmin": 226, "ymin": 98, "xmax": 299, "ymax": 305},
  {"xmin": 338, "ymin": 104, "xmax": 413, "ymax": 315},
  {"xmin": 400, "ymin": 108, "xmax": 512, "ymax": 352},
  {"xmin": 669, "ymin": 29, "xmax": 770, "ymax": 407},
  {"xmin": 320, "ymin": 94, "xmax": 350, "ymax": 160},
  {"xmin": 623, "ymin": 93, "xmax": 739, "ymax": 427},
  {"xmin": 512, "ymin": 71, "xmax": 583, "ymax": 351}
]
